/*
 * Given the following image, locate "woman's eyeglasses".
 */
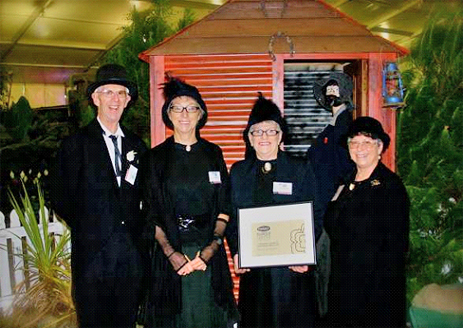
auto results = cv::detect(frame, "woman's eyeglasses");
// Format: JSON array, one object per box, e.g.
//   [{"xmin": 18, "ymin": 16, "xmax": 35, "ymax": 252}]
[
  {"xmin": 347, "ymin": 139, "xmax": 379, "ymax": 150},
  {"xmin": 250, "ymin": 129, "xmax": 280, "ymax": 137},
  {"xmin": 169, "ymin": 105, "xmax": 200, "ymax": 113}
]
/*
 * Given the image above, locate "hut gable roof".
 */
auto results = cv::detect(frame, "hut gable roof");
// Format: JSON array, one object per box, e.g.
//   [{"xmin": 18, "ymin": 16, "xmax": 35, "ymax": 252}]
[{"xmin": 140, "ymin": 0, "xmax": 406, "ymax": 60}]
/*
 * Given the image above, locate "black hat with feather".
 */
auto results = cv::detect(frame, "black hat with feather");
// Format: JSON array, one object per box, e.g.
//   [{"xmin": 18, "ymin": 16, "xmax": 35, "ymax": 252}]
[
  {"xmin": 244, "ymin": 92, "xmax": 286, "ymax": 134},
  {"xmin": 161, "ymin": 76, "xmax": 208, "ymax": 130},
  {"xmin": 243, "ymin": 92, "xmax": 287, "ymax": 158}
]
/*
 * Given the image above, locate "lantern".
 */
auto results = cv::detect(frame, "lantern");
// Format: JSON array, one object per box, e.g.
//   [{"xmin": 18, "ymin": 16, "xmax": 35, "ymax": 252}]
[{"xmin": 382, "ymin": 61, "xmax": 405, "ymax": 108}]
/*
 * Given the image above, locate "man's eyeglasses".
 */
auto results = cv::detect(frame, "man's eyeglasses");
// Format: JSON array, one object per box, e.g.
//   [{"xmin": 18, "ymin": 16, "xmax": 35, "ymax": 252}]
[
  {"xmin": 347, "ymin": 139, "xmax": 379, "ymax": 150},
  {"xmin": 250, "ymin": 129, "xmax": 280, "ymax": 137},
  {"xmin": 169, "ymin": 105, "xmax": 201, "ymax": 113},
  {"xmin": 96, "ymin": 89, "xmax": 129, "ymax": 99}
]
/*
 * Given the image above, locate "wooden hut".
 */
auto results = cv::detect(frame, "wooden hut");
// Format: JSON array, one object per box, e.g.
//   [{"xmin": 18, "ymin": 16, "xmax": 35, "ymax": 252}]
[{"xmin": 140, "ymin": 0, "xmax": 407, "ymax": 169}]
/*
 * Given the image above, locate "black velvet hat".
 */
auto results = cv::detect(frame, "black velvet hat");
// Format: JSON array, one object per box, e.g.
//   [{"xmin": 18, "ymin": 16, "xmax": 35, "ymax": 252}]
[
  {"xmin": 347, "ymin": 116, "xmax": 390, "ymax": 151},
  {"xmin": 161, "ymin": 76, "xmax": 208, "ymax": 130},
  {"xmin": 313, "ymin": 72, "xmax": 353, "ymax": 111},
  {"xmin": 243, "ymin": 93, "xmax": 286, "ymax": 158},
  {"xmin": 244, "ymin": 92, "xmax": 286, "ymax": 134},
  {"xmin": 87, "ymin": 64, "xmax": 138, "ymax": 104}
]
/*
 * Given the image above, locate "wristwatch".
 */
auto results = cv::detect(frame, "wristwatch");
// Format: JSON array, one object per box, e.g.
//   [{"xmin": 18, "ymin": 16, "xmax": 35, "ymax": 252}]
[{"xmin": 213, "ymin": 235, "xmax": 223, "ymax": 245}]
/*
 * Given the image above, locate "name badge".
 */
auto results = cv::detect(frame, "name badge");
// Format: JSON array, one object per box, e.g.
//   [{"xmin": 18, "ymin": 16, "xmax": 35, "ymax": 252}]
[
  {"xmin": 125, "ymin": 164, "xmax": 138, "ymax": 185},
  {"xmin": 273, "ymin": 182, "xmax": 293, "ymax": 195},
  {"xmin": 208, "ymin": 171, "xmax": 221, "ymax": 184}
]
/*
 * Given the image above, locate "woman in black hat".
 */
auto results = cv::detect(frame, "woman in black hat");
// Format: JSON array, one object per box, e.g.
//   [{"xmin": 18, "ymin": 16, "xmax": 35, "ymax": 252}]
[
  {"xmin": 324, "ymin": 116, "xmax": 410, "ymax": 327},
  {"xmin": 140, "ymin": 77, "xmax": 238, "ymax": 328},
  {"xmin": 227, "ymin": 93, "xmax": 323, "ymax": 328}
]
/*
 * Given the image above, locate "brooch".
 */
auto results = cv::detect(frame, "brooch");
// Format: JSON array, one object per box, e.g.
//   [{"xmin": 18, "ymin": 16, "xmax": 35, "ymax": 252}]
[
  {"xmin": 371, "ymin": 179, "xmax": 381, "ymax": 186},
  {"xmin": 262, "ymin": 162, "xmax": 273, "ymax": 174}
]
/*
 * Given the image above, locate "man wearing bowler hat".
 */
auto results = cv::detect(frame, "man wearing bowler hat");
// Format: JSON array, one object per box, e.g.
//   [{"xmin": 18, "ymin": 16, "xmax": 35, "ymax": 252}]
[{"xmin": 51, "ymin": 64, "xmax": 147, "ymax": 327}]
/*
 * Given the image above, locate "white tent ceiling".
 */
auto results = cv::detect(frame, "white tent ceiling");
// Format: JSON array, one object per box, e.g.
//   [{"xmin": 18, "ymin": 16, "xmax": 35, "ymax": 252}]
[{"xmin": 0, "ymin": 0, "xmax": 460, "ymax": 85}]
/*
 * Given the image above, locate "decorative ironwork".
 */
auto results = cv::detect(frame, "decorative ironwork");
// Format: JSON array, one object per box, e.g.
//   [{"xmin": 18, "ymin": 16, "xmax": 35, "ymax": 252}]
[{"xmin": 268, "ymin": 31, "xmax": 295, "ymax": 61}]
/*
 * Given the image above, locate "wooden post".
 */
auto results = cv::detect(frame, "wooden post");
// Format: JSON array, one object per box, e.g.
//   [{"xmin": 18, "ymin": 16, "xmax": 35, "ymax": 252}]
[
  {"xmin": 150, "ymin": 56, "xmax": 166, "ymax": 148},
  {"xmin": 368, "ymin": 53, "xmax": 397, "ymax": 171},
  {"xmin": 272, "ymin": 54, "xmax": 285, "ymax": 114}
]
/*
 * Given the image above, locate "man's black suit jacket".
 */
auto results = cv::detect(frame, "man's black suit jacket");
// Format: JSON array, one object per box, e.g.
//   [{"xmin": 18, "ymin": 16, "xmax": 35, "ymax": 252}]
[{"xmin": 51, "ymin": 119, "xmax": 147, "ymax": 281}]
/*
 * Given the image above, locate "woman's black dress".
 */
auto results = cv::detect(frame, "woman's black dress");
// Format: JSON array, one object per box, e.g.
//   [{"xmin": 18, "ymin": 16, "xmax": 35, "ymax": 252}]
[
  {"xmin": 228, "ymin": 152, "xmax": 323, "ymax": 328},
  {"xmin": 141, "ymin": 137, "xmax": 238, "ymax": 328}
]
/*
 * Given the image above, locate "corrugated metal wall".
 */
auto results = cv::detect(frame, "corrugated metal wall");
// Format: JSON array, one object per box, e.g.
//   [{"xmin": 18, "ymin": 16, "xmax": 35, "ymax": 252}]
[
  {"xmin": 164, "ymin": 54, "xmax": 274, "ymax": 168},
  {"xmin": 164, "ymin": 56, "xmax": 349, "ymax": 160},
  {"xmin": 284, "ymin": 62, "xmax": 345, "ymax": 157}
]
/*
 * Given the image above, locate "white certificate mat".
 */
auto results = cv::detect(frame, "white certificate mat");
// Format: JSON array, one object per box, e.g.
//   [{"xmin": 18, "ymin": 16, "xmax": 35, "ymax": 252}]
[{"xmin": 238, "ymin": 202, "xmax": 316, "ymax": 268}]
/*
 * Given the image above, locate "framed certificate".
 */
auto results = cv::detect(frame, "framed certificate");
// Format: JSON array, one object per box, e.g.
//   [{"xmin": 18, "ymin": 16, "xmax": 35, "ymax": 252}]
[{"xmin": 238, "ymin": 202, "xmax": 316, "ymax": 268}]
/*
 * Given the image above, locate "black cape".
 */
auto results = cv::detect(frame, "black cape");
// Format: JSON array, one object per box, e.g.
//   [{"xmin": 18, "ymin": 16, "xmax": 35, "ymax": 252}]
[{"xmin": 324, "ymin": 162, "xmax": 410, "ymax": 327}]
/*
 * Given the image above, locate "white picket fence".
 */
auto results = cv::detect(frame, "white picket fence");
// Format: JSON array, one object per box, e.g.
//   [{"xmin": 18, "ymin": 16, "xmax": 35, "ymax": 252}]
[{"xmin": 0, "ymin": 207, "xmax": 69, "ymax": 313}]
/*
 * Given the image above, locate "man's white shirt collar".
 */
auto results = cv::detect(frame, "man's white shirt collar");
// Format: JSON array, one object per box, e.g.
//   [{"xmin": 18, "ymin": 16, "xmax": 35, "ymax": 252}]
[{"xmin": 97, "ymin": 117, "xmax": 125, "ymax": 138}]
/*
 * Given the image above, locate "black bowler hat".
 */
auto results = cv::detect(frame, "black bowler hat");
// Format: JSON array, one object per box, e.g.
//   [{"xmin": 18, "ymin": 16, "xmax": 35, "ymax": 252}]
[
  {"xmin": 347, "ymin": 116, "xmax": 391, "ymax": 150},
  {"xmin": 161, "ymin": 76, "xmax": 208, "ymax": 130},
  {"xmin": 87, "ymin": 64, "xmax": 138, "ymax": 104}
]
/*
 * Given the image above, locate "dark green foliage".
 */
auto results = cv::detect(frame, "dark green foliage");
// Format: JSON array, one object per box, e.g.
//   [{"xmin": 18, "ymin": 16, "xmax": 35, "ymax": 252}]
[
  {"xmin": 0, "ymin": 106, "xmax": 74, "ymax": 214},
  {"xmin": 99, "ymin": 0, "xmax": 195, "ymax": 144},
  {"xmin": 176, "ymin": 8, "xmax": 196, "ymax": 30},
  {"xmin": 2, "ymin": 96, "xmax": 33, "ymax": 141},
  {"xmin": 77, "ymin": 105, "xmax": 96, "ymax": 128},
  {"xmin": 397, "ymin": 8, "xmax": 463, "ymax": 300},
  {"xmin": 67, "ymin": 88, "xmax": 96, "ymax": 128}
]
